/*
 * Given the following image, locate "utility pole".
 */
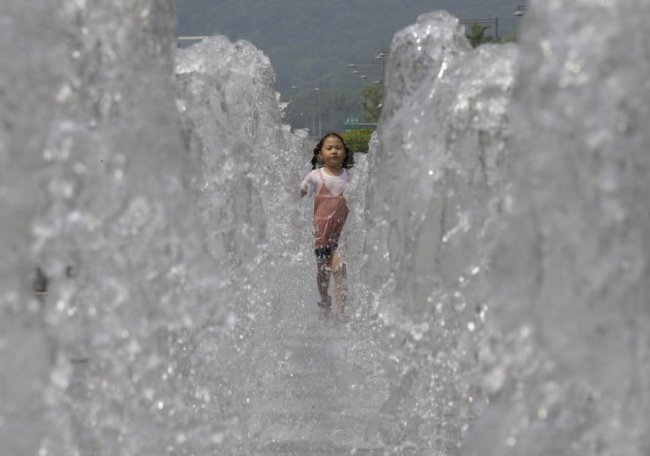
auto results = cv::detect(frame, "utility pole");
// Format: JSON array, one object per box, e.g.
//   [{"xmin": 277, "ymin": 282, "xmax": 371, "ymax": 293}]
[{"xmin": 291, "ymin": 81, "xmax": 321, "ymax": 139}]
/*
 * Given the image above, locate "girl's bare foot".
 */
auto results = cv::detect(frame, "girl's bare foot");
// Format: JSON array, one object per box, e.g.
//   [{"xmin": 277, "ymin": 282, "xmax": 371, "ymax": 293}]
[
  {"xmin": 334, "ymin": 311, "xmax": 348, "ymax": 323},
  {"xmin": 317, "ymin": 295, "xmax": 331, "ymax": 319}
]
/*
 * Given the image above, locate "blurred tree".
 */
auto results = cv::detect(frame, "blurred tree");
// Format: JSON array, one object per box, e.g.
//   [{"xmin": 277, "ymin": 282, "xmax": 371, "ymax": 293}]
[
  {"xmin": 501, "ymin": 31, "xmax": 518, "ymax": 43},
  {"xmin": 361, "ymin": 84, "xmax": 382, "ymax": 123},
  {"xmin": 466, "ymin": 23, "xmax": 494, "ymax": 47},
  {"xmin": 340, "ymin": 129, "xmax": 373, "ymax": 153}
]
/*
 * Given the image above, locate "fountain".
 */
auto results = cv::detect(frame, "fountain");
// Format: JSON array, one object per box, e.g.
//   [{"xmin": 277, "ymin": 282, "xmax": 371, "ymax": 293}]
[{"xmin": 1, "ymin": 0, "xmax": 648, "ymax": 455}]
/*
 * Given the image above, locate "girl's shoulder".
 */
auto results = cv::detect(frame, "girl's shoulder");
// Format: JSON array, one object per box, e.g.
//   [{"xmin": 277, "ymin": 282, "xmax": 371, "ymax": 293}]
[{"xmin": 304, "ymin": 168, "xmax": 320, "ymax": 179}]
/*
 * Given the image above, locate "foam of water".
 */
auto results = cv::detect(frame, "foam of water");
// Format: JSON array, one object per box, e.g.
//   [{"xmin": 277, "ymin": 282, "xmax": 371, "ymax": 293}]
[
  {"xmin": 1, "ymin": 2, "xmax": 238, "ymax": 454},
  {"xmin": 460, "ymin": 1, "xmax": 650, "ymax": 454},
  {"xmin": 361, "ymin": 11, "xmax": 518, "ymax": 453},
  {"xmin": 1, "ymin": 0, "xmax": 649, "ymax": 455}
]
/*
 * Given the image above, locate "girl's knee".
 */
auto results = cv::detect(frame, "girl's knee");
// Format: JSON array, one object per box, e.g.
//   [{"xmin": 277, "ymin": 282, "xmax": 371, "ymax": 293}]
[{"xmin": 331, "ymin": 253, "xmax": 346, "ymax": 276}]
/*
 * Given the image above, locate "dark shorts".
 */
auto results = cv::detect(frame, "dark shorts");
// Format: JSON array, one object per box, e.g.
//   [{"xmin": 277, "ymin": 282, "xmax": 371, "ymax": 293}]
[{"xmin": 314, "ymin": 244, "xmax": 337, "ymax": 263}]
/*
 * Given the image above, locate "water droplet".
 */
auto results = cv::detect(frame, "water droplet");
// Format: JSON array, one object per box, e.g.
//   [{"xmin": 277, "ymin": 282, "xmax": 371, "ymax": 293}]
[
  {"xmin": 55, "ymin": 84, "xmax": 72, "ymax": 103},
  {"xmin": 506, "ymin": 437, "xmax": 516, "ymax": 447},
  {"xmin": 157, "ymin": 400, "xmax": 164, "ymax": 410},
  {"xmin": 467, "ymin": 321, "xmax": 475, "ymax": 332}
]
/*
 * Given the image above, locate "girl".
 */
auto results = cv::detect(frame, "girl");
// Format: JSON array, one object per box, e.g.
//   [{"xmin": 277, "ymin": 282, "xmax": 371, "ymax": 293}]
[{"xmin": 300, "ymin": 133, "xmax": 354, "ymax": 319}]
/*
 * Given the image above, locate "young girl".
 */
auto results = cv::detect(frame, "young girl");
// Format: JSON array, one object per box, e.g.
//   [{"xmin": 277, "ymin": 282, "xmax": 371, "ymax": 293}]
[{"xmin": 300, "ymin": 133, "xmax": 354, "ymax": 319}]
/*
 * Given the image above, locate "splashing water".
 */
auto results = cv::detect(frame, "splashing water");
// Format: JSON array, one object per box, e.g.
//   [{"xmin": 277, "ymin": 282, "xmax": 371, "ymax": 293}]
[{"xmin": 1, "ymin": 1, "xmax": 649, "ymax": 455}]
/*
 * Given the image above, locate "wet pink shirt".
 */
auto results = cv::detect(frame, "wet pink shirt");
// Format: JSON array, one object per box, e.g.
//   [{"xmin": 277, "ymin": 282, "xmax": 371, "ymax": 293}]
[{"xmin": 301, "ymin": 168, "xmax": 350, "ymax": 249}]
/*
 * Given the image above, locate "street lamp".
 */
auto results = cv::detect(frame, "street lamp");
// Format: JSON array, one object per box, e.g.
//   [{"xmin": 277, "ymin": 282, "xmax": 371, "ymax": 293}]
[
  {"xmin": 375, "ymin": 50, "xmax": 388, "ymax": 83},
  {"xmin": 176, "ymin": 35, "xmax": 211, "ymax": 46},
  {"xmin": 290, "ymin": 81, "xmax": 322, "ymax": 138},
  {"xmin": 513, "ymin": 5, "xmax": 527, "ymax": 17},
  {"xmin": 348, "ymin": 61, "xmax": 385, "ymax": 85},
  {"xmin": 348, "ymin": 49, "xmax": 388, "ymax": 84},
  {"xmin": 314, "ymin": 85, "xmax": 322, "ymax": 138},
  {"xmin": 347, "ymin": 51, "xmax": 388, "ymax": 127}
]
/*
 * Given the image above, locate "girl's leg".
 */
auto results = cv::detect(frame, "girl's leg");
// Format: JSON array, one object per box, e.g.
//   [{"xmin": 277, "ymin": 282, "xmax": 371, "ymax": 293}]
[
  {"xmin": 331, "ymin": 250, "xmax": 347, "ymax": 317},
  {"xmin": 316, "ymin": 260, "xmax": 331, "ymax": 307}
]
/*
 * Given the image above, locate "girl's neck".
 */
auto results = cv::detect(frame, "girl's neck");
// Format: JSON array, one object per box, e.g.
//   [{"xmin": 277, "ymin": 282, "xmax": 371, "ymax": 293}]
[{"xmin": 322, "ymin": 165, "xmax": 344, "ymax": 176}]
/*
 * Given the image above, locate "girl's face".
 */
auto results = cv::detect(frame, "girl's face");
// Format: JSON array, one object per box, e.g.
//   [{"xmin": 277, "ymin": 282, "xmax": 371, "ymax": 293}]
[{"xmin": 320, "ymin": 136, "xmax": 346, "ymax": 169}]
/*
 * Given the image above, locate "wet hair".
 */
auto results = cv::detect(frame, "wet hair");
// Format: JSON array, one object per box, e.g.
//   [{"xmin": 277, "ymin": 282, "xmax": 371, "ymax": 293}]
[{"xmin": 311, "ymin": 132, "xmax": 354, "ymax": 170}]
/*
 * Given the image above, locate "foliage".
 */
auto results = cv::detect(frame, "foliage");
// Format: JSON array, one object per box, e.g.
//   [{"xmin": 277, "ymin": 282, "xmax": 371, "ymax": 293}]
[
  {"xmin": 340, "ymin": 129, "xmax": 373, "ymax": 153},
  {"xmin": 361, "ymin": 84, "xmax": 383, "ymax": 123},
  {"xmin": 466, "ymin": 23, "xmax": 494, "ymax": 48},
  {"xmin": 501, "ymin": 31, "xmax": 518, "ymax": 43}
]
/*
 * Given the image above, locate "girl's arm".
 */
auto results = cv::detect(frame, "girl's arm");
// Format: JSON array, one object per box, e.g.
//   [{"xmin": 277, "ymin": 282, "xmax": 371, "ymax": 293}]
[{"xmin": 300, "ymin": 171, "xmax": 315, "ymax": 198}]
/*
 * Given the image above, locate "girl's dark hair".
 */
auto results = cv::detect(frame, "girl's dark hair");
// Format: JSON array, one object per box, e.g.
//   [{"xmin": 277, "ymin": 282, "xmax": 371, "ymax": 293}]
[{"xmin": 311, "ymin": 132, "xmax": 354, "ymax": 170}]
